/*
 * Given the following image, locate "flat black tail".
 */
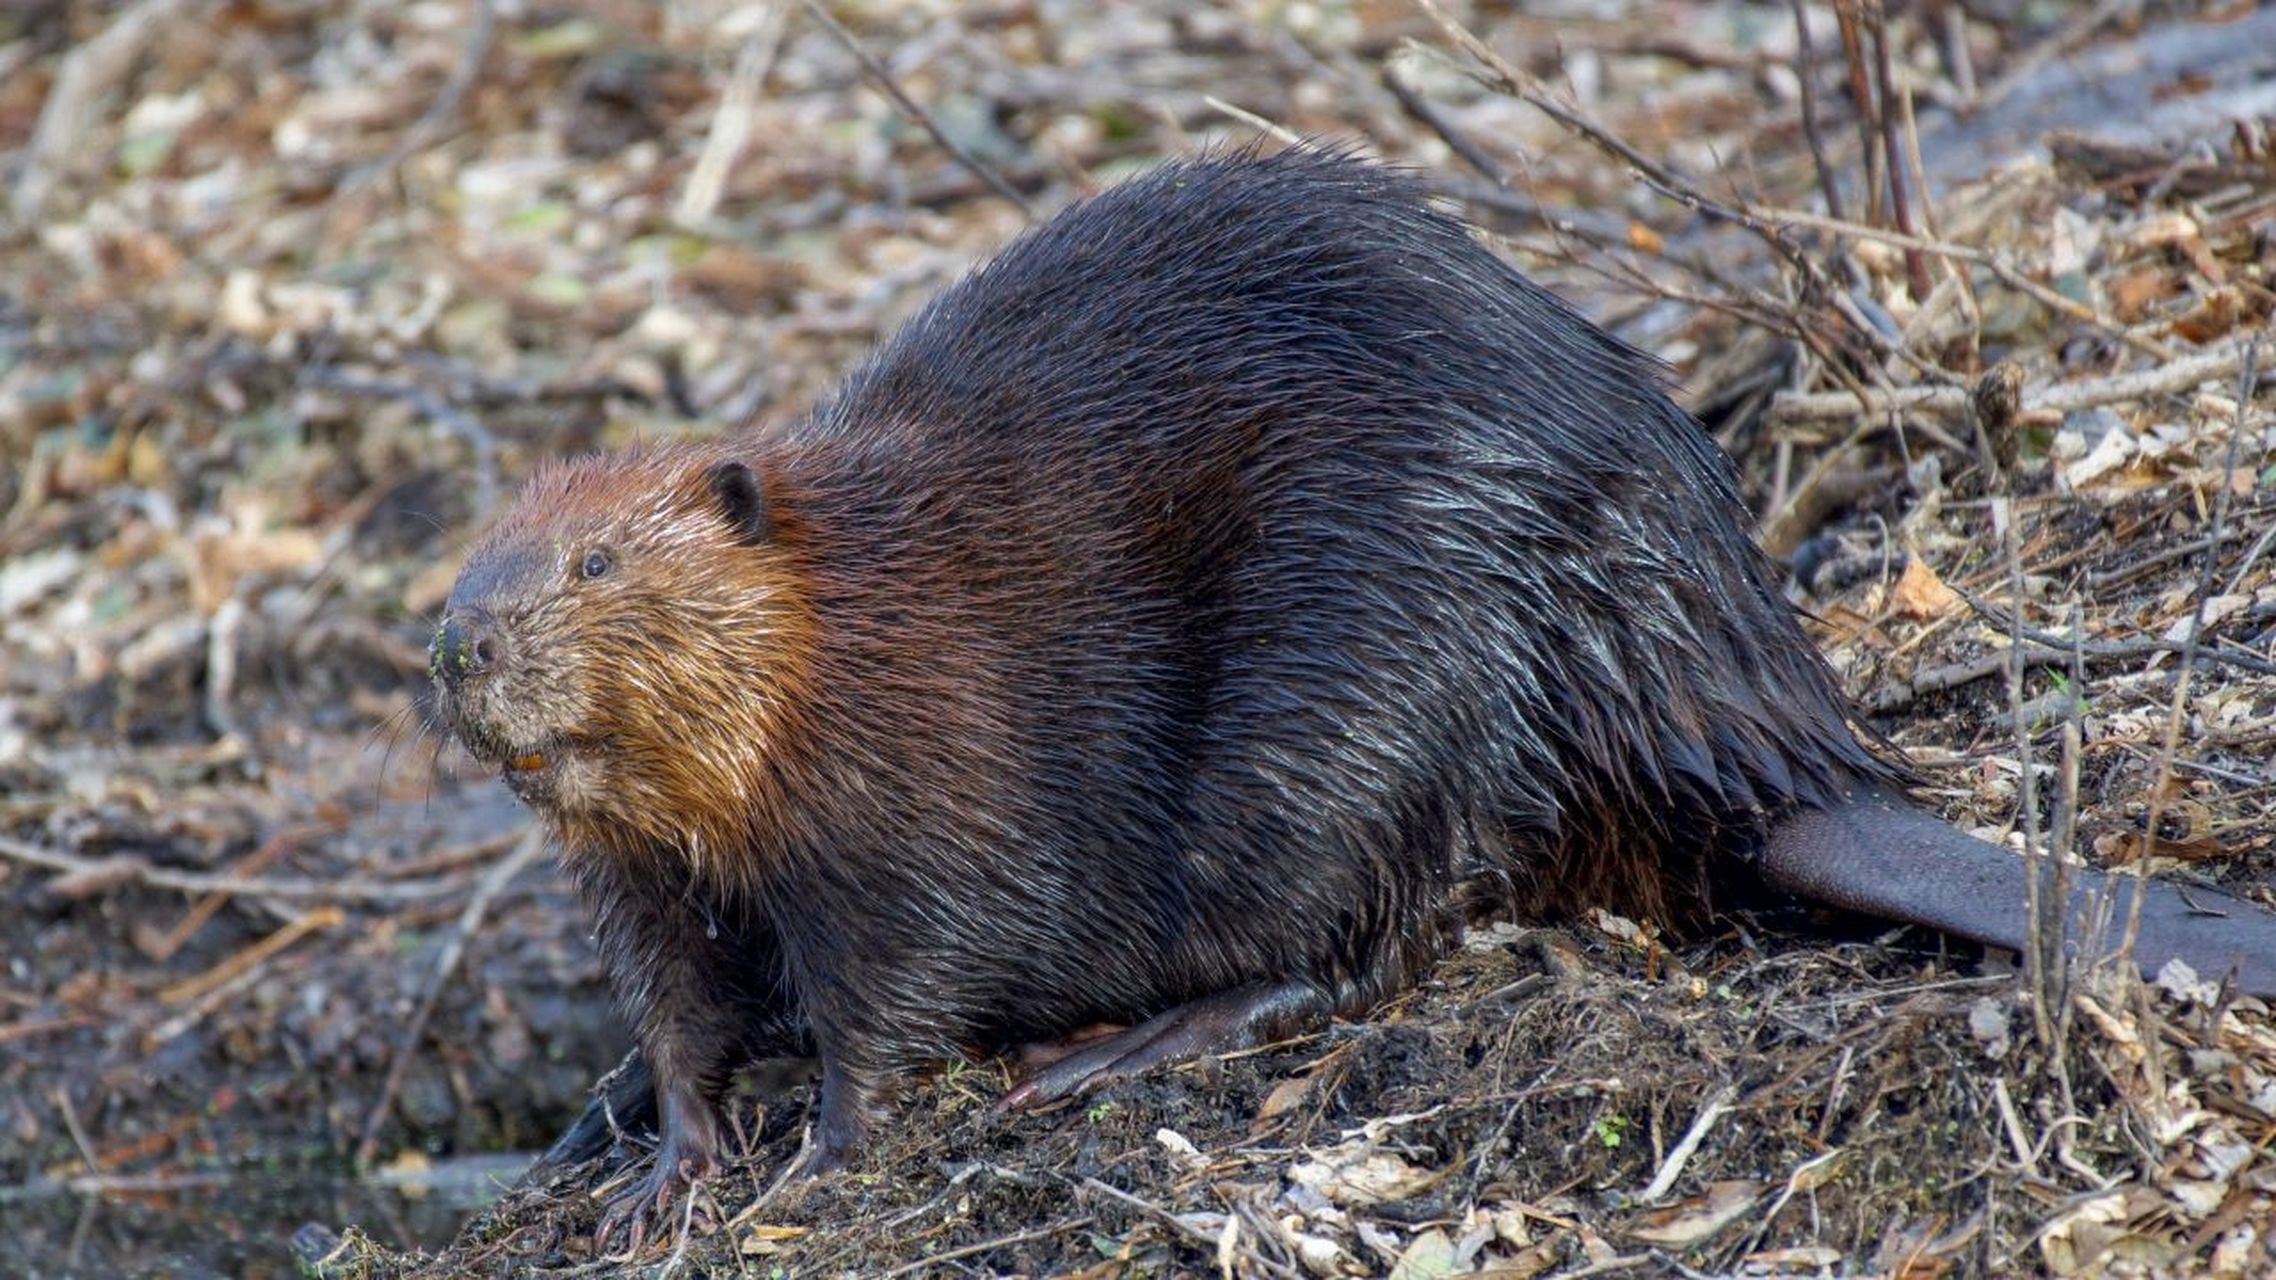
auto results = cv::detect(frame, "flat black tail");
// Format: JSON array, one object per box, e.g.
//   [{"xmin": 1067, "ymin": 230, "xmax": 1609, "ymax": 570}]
[
  {"xmin": 1760, "ymin": 788, "xmax": 2276, "ymax": 997},
  {"xmin": 541, "ymin": 1046, "xmax": 656, "ymax": 1168}
]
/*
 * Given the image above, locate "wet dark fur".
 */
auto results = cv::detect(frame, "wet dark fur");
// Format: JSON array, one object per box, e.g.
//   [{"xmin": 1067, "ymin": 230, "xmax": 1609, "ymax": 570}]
[
  {"xmin": 725, "ymin": 152, "xmax": 1894, "ymax": 1071},
  {"xmin": 431, "ymin": 151, "xmax": 2269, "ymax": 1231}
]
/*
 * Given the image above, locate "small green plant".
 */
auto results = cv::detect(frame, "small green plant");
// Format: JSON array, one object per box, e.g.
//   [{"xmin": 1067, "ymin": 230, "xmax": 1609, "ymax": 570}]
[
  {"xmin": 1087, "ymin": 1099, "xmax": 1118, "ymax": 1124},
  {"xmin": 1592, "ymin": 1112, "xmax": 1631, "ymax": 1149}
]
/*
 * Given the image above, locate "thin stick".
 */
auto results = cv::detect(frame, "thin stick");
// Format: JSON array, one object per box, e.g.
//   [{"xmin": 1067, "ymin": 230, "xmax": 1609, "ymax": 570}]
[
  {"xmin": 1081, "ymin": 1176, "xmax": 1301, "ymax": 1279},
  {"xmin": 1789, "ymin": 0, "xmax": 1846, "ymax": 221},
  {"xmin": 0, "ymin": 1015, "xmax": 98, "ymax": 1047},
  {"xmin": 1950, "ymin": 588, "xmax": 2276, "ymax": 676},
  {"xmin": 1635, "ymin": 1083, "xmax": 1737, "ymax": 1203},
  {"xmin": 144, "ymin": 824, "xmax": 323, "ymax": 963},
  {"xmin": 1202, "ymin": 97, "xmax": 1306, "ymax": 150},
  {"xmin": 1868, "ymin": 632, "xmax": 2276, "ymax": 713},
  {"xmin": 677, "ymin": 1, "xmax": 793, "ymax": 225},
  {"xmin": 879, "ymin": 1218, "xmax": 1096, "ymax": 1278},
  {"xmin": 1869, "ymin": 4, "xmax": 1934, "ymax": 301},
  {"xmin": 0, "ymin": 832, "xmax": 486, "ymax": 903},
  {"xmin": 1941, "ymin": 2, "xmax": 1978, "ymax": 106},
  {"xmin": 52, "ymin": 1087, "xmax": 102, "ymax": 1176},
  {"xmin": 1974, "ymin": 0, "xmax": 2129, "ymax": 113},
  {"xmin": 1749, "ymin": 203, "xmax": 2172, "ymax": 363},
  {"xmin": 157, "ymin": 906, "xmax": 345, "ymax": 1006},
  {"xmin": 1415, "ymin": 0, "xmax": 1838, "ymax": 304},
  {"xmin": 2221, "ymin": 519, "xmax": 2276, "ymax": 598},
  {"xmin": 2051, "ymin": 620, "xmax": 2083, "ymax": 1071},
  {"xmin": 10, "ymin": 0, "xmax": 190, "ymax": 224},
  {"xmin": 801, "ymin": 0, "xmax": 1031, "ymax": 216},
  {"xmin": 354, "ymin": 0, "xmax": 498, "ymax": 186},
  {"xmin": 1997, "ymin": 485, "xmax": 2054, "ymax": 1043},
  {"xmin": 1771, "ymin": 336, "xmax": 2247, "ymax": 426},
  {"xmin": 355, "ymin": 827, "xmax": 550, "ymax": 1170},
  {"xmin": 2127, "ymin": 341, "xmax": 2259, "ymax": 982},
  {"xmin": 1833, "ymin": 0, "xmax": 1884, "ymax": 224},
  {"xmin": 304, "ymin": 366, "xmax": 501, "ymax": 520},
  {"xmin": 1382, "ymin": 63, "xmax": 1505, "ymax": 185}
]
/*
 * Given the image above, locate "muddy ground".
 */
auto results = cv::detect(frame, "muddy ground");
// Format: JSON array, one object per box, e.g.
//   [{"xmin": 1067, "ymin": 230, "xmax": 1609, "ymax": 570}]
[{"xmin": 3, "ymin": 2, "xmax": 2275, "ymax": 1277}]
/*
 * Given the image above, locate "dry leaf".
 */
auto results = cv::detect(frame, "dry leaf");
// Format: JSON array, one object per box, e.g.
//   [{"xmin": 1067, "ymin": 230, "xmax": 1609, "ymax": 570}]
[
  {"xmin": 740, "ymin": 1223, "xmax": 811, "ymax": 1255},
  {"xmin": 2108, "ymin": 268, "xmax": 2175, "ymax": 321},
  {"xmin": 1288, "ymin": 1143, "xmax": 1440, "ymax": 1207},
  {"xmin": 2037, "ymin": 1189, "xmax": 2164, "ymax": 1277},
  {"xmin": 1155, "ymin": 1126, "xmax": 1207, "ymax": 1171},
  {"xmin": 1388, "ymin": 1228, "xmax": 1457, "ymax": 1280},
  {"xmin": 1745, "ymin": 1245, "xmax": 1845, "ymax": 1270},
  {"xmin": 687, "ymin": 243, "xmax": 810, "ymax": 311},
  {"xmin": 1627, "ymin": 1179, "xmax": 1759, "ymax": 1246},
  {"xmin": 2170, "ymin": 287, "xmax": 2242, "ymax": 342},
  {"xmin": 1785, "ymin": 1148, "xmax": 1848, "ymax": 1195},
  {"xmin": 1258, "ymin": 1073, "xmax": 1316, "ymax": 1121},
  {"xmin": 374, "ymin": 1148, "xmax": 431, "ymax": 1199},
  {"xmin": 1890, "ymin": 557, "xmax": 1959, "ymax": 620}
]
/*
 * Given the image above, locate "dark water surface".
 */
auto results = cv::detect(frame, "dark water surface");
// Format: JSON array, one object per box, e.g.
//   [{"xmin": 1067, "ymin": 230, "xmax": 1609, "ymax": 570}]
[{"xmin": 0, "ymin": 1154, "xmax": 532, "ymax": 1278}]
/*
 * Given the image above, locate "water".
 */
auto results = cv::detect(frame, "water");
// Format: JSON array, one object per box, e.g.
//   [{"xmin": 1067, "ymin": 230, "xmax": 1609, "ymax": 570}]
[{"xmin": 0, "ymin": 1154, "xmax": 533, "ymax": 1278}]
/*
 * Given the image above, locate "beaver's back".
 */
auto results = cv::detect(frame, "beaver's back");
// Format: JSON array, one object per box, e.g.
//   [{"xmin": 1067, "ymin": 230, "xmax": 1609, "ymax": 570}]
[{"xmin": 757, "ymin": 151, "xmax": 1894, "ymax": 1050}]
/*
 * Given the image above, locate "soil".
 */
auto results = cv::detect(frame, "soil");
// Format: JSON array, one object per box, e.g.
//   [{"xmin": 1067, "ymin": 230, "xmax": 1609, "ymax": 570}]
[{"xmin": 4, "ymin": 2, "xmax": 2274, "ymax": 1277}]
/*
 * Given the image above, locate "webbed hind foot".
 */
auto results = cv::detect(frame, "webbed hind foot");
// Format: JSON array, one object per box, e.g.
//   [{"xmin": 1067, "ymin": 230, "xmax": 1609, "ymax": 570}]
[{"xmin": 999, "ymin": 979, "xmax": 1329, "ymax": 1108}]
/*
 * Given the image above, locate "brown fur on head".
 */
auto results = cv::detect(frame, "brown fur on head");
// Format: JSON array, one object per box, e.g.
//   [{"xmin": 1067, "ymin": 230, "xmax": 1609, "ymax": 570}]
[{"xmin": 430, "ymin": 440, "xmax": 809, "ymax": 876}]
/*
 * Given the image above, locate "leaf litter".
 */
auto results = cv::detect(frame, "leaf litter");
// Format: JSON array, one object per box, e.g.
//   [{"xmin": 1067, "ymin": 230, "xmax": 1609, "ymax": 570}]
[{"xmin": 3, "ymin": 1, "xmax": 2274, "ymax": 1275}]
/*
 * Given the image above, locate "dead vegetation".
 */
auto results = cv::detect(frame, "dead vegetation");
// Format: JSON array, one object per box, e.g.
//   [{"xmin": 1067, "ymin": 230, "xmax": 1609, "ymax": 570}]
[{"xmin": 3, "ymin": 1, "xmax": 2274, "ymax": 1276}]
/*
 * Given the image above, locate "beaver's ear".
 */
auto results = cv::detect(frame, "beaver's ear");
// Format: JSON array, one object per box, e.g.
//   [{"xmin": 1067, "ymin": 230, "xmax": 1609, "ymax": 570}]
[{"xmin": 705, "ymin": 461, "xmax": 771, "ymax": 546}]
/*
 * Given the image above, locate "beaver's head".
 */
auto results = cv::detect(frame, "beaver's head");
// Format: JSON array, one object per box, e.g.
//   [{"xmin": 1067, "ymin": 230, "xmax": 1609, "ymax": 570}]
[{"xmin": 431, "ymin": 442, "xmax": 806, "ymax": 867}]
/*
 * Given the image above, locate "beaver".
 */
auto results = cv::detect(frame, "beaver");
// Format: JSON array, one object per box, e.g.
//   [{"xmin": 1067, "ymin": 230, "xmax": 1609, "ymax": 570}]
[{"xmin": 429, "ymin": 149, "xmax": 2276, "ymax": 1244}]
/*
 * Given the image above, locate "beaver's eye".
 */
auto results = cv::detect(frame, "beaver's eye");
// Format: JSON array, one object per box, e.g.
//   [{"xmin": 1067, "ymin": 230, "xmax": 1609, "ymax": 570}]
[{"xmin": 580, "ymin": 549, "xmax": 614, "ymax": 580}]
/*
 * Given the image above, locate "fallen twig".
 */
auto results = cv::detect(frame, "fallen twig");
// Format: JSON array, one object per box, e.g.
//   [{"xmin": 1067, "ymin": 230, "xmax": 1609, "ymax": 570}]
[
  {"xmin": 0, "ymin": 832, "xmax": 489, "ymax": 903},
  {"xmin": 1417, "ymin": 0, "xmax": 1836, "ymax": 305},
  {"xmin": 158, "ymin": 905, "xmax": 345, "ymax": 1006},
  {"xmin": 1866, "ymin": 634, "xmax": 2276, "ymax": 713},
  {"xmin": 1634, "ymin": 1082, "xmax": 1736, "ymax": 1203},
  {"xmin": 51, "ymin": 1086, "xmax": 101, "ymax": 1178},
  {"xmin": 1381, "ymin": 63, "xmax": 1505, "ymax": 186},
  {"xmin": 1080, "ymin": 1177, "xmax": 1300, "ymax": 1278},
  {"xmin": 678, "ymin": 1, "xmax": 793, "ymax": 225},
  {"xmin": 10, "ymin": 0, "xmax": 189, "ymax": 225},
  {"xmin": 2127, "ymin": 342, "xmax": 2259, "ymax": 971},
  {"xmin": 1754, "ymin": 203, "xmax": 2171, "ymax": 363},
  {"xmin": 144, "ymin": 825, "xmax": 329, "ymax": 963},
  {"xmin": 1953, "ymin": 586, "xmax": 2276, "ymax": 675},
  {"xmin": 1788, "ymin": 0, "xmax": 1845, "ymax": 222},
  {"xmin": 1769, "ymin": 337, "xmax": 2254, "ymax": 428},
  {"xmin": 0, "ymin": 1014, "xmax": 99, "ymax": 1047},
  {"xmin": 355, "ymin": 826, "xmax": 550, "ymax": 1171},
  {"xmin": 878, "ymin": 1218, "xmax": 1096, "ymax": 1278},
  {"xmin": 1202, "ymin": 96, "xmax": 1305, "ymax": 149},
  {"xmin": 801, "ymin": 0, "xmax": 1031, "ymax": 216}
]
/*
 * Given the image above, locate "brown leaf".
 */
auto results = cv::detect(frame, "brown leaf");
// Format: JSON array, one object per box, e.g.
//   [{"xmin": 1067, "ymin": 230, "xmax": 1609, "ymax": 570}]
[
  {"xmin": 2168, "ymin": 286, "xmax": 2242, "ymax": 343},
  {"xmin": 189, "ymin": 515, "xmax": 322, "ymax": 613},
  {"xmin": 2107, "ymin": 268, "xmax": 2175, "ymax": 322},
  {"xmin": 1626, "ymin": 1179, "xmax": 1760, "ymax": 1247},
  {"xmin": 1257, "ymin": 1072, "xmax": 1315, "ymax": 1121},
  {"xmin": 688, "ymin": 244, "xmax": 810, "ymax": 312},
  {"xmin": 1890, "ymin": 558, "xmax": 1959, "ymax": 621}
]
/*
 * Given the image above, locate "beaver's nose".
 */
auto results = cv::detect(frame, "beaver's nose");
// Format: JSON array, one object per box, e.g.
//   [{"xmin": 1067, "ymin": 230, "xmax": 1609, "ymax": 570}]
[{"xmin": 431, "ymin": 613, "xmax": 500, "ymax": 686}]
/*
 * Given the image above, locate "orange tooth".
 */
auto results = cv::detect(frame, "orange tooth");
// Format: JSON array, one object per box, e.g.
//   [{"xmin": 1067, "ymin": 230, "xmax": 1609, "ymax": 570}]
[{"xmin": 510, "ymin": 754, "xmax": 547, "ymax": 772}]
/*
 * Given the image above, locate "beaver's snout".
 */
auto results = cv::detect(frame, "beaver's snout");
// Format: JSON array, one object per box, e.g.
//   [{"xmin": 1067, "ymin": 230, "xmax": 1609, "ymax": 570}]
[{"xmin": 430, "ymin": 610, "xmax": 502, "ymax": 688}]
